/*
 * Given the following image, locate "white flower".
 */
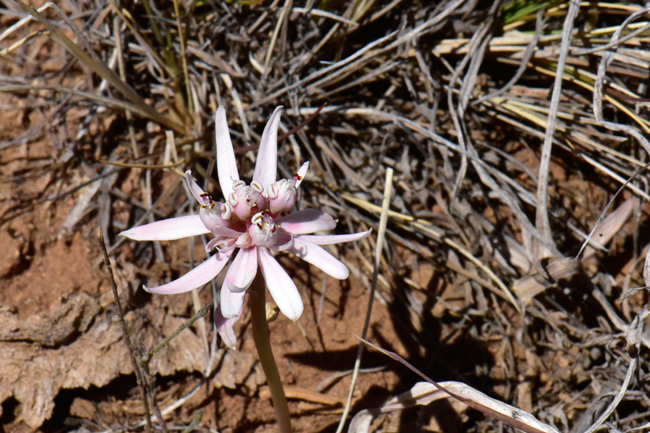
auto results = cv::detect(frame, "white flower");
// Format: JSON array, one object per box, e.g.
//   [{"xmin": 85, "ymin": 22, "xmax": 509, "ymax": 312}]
[{"xmin": 121, "ymin": 106, "xmax": 370, "ymax": 348}]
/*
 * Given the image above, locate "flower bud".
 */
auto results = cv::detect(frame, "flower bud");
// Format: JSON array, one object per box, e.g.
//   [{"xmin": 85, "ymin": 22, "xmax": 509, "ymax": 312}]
[
  {"xmin": 199, "ymin": 201, "xmax": 230, "ymax": 232},
  {"xmin": 185, "ymin": 170, "xmax": 231, "ymax": 232},
  {"xmin": 267, "ymin": 178, "xmax": 297, "ymax": 214},
  {"xmin": 228, "ymin": 182, "xmax": 268, "ymax": 222},
  {"xmin": 248, "ymin": 212, "xmax": 279, "ymax": 247}
]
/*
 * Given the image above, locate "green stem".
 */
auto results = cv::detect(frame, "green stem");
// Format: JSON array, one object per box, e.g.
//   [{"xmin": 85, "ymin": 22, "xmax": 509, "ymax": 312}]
[{"xmin": 250, "ymin": 274, "xmax": 292, "ymax": 433}]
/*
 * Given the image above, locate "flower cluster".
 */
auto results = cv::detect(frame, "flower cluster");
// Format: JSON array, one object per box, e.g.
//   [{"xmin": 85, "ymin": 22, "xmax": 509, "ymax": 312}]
[{"xmin": 120, "ymin": 106, "xmax": 370, "ymax": 348}]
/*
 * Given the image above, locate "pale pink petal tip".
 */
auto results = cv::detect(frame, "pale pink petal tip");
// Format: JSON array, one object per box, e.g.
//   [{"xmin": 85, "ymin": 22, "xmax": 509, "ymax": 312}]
[
  {"xmin": 278, "ymin": 209, "xmax": 337, "ymax": 235},
  {"xmin": 119, "ymin": 215, "xmax": 210, "ymax": 241},
  {"xmin": 185, "ymin": 170, "xmax": 207, "ymax": 205},
  {"xmin": 295, "ymin": 161, "xmax": 309, "ymax": 188},
  {"xmin": 143, "ymin": 251, "xmax": 232, "ymax": 294},
  {"xmin": 253, "ymin": 106, "xmax": 283, "ymax": 188},
  {"xmin": 289, "ymin": 237, "xmax": 350, "ymax": 279},
  {"xmin": 215, "ymin": 305, "xmax": 241, "ymax": 350},
  {"xmin": 299, "ymin": 228, "xmax": 372, "ymax": 245},
  {"xmin": 258, "ymin": 248, "xmax": 303, "ymax": 320},
  {"xmin": 220, "ymin": 284, "xmax": 247, "ymax": 318},
  {"xmin": 215, "ymin": 106, "xmax": 239, "ymax": 198}
]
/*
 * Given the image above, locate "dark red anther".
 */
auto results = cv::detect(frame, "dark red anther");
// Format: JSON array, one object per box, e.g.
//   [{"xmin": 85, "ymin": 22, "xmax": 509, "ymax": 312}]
[{"xmin": 200, "ymin": 193, "xmax": 213, "ymax": 204}]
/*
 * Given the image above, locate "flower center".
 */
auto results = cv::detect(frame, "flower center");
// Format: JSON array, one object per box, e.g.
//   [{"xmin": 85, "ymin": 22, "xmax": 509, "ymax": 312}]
[
  {"xmin": 248, "ymin": 211, "xmax": 279, "ymax": 247},
  {"xmin": 228, "ymin": 181, "xmax": 268, "ymax": 222}
]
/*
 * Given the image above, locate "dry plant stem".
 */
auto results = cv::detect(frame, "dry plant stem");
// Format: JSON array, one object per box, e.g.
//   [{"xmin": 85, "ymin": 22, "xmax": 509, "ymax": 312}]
[
  {"xmin": 475, "ymin": 9, "xmax": 545, "ymax": 105},
  {"xmin": 139, "ymin": 361, "xmax": 168, "ymax": 433},
  {"xmin": 581, "ymin": 306, "xmax": 648, "ymax": 433},
  {"xmin": 336, "ymin": 167, "xmax": 394, "ymax": 433},
  {"xmin": 0, "ymin": 84, "xmax": 182, "ymax": 133},
  {"xmin": 250, "ymin": 273, "xmax": 292, "ymax": 433},
  {"xmin": 97, "ymin": 230, "xmax": 154, "ymax": 433},
  {"xmin": 113, "ymin": 16, "xmax": 139, "ymax": 159},
  {"xmin": 12, "ymin": 0, "xmax": 185, "ymax": 134},
  {"xmin": 576, "ymin": 161, "xmax": 650, "ymax": 260},
  {"xmin": 148, "ymin": 304, "xmax": 211, "ymax": 358},
  {"xmin": 277, "ymin": 103, "xmax": 327, "ymax": 143},
  {"xmin": 181, "ymin": 411, "xmax": 203, "ymax": 433},
  {"xmin": 533, "ymin": 0, "xmax": 579, "ymax": 260},
  {"xmin": 172, "ymin": 0, "xmax": 193, "ymax": 116}
]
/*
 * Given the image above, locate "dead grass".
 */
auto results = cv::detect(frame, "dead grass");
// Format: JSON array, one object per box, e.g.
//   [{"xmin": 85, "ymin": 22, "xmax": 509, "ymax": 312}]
[{"xmin": 2, "ymin": 0, "xmax": 650, "ymax": 432}]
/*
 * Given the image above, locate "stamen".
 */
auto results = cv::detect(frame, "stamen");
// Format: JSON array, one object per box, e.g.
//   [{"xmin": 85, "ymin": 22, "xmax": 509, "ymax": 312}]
[
  {"xmin": 251, "ymin": 212, "xmax": 264, "ymax": 225},
  {"xmin": 200, "ymin": 193, "xmax": 215, "ymax": 209},
  {"xmin": 221, "ymin": 203, "xmax": 232, "ymax": 220},
  {"xmin": 267, "ymin": 184, "xmax": 278, "ymax": 199},
  {"xmin": 228, "ymin": 192, "xmax": 239, "ymax": 207},
  {"xmin": 251, "ymin": 181, "xmax": 264, "ymax": 193}
]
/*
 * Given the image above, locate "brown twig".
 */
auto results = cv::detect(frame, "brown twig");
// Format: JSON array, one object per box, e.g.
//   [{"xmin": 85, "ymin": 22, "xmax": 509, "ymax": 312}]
[
  {"xmin": 97, "ymin": 229, "xmax": 154, "ymax": 433},
  {"xmin": 230, "ymin": 103, "xmax": 328, "ymax": 156}
]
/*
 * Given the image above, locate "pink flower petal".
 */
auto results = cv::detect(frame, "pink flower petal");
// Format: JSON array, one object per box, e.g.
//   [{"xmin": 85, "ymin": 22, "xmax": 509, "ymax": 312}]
[
  {"xmin": 288, "ymin": 237, "xmax": 349, "ymax": 279},
  {"xmin": 185, "ymin": 170, "xmax": 209, "ymax": 206},
  {"xmin": 257, "ymin": 247, "xmax": 303, "ymax": 320},
  {"xmin": 220, "ymin": 282, "xmax": 247, "ymax": 318},
  {"xmin": 299, "ymin": 229, "xmax": 372, "ymax": 245},
  {"xmin": 119, "ymin": 215, "xmax": 210, "ymax": 241},
  {"xmin": 253, "ymin": 106, "xmax": 282, "ymax": 189},
  {"xmin": 295, "ymin": 161, "xmax": 309, "ymax": 189},
  {"xmin": 215, "ymin": 303, "xmax": 242, "ymax": 350},
  {"xmin": 144, "ymin": 250, "xmax": 233, "ymax": 294},
  {"xmin": 269, "ymin": 228, "xmax": 293, "ymax": 251},
  {"xmin": 223, "ymin": 248, "xmax": 258, "ymax": 293},
  {"xmin": 205, "ymin": 236, "xmax": 230, "ymax": 252},
  {"xmin": 277, "ymin": 209, "xmax": 337, "ymax": 234},
  {"xmin": 213, "ymin": 226, "xmax": 245, "ymax": 239},
  {"xmin": 215, "ymin": 106, "xmax": 239, "ymax": 198}
]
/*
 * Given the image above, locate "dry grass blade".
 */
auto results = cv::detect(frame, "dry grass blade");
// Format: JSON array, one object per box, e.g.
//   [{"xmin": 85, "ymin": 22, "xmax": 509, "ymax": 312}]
[
  {"xmin": 11, "ymin": 0, "xmax": 184, "ymax": 133},
  {"xmin": 354, "ymin": 338, "xmax": 561, "ymax": 433},
  {"xmin": 580, "ymin": 306, "xmax": 648, "ymax": 433},
  {"xmin": 534, "ymin": 0, "xmax": 579, "ymax": 261},
  {"xmin": 335, "ymin": 168, "xmax": 393, "ymax": 433},
  {"xmin": 581, "ymin": 198, "xmax": 635, "ymax": 260}
]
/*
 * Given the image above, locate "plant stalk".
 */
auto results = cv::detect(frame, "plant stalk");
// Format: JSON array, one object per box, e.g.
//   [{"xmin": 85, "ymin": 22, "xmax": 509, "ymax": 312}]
[{"xmin": 250, "ymin": 274, "xmax": 292, "ymax": 433}]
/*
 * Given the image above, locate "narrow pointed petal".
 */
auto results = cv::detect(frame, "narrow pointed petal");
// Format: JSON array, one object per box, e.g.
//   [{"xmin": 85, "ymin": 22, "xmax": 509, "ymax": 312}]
[
  {"xmin": 294, "ymin": 161, "xmax": 309, "ymax": 189},
  {"xmin": 220, "ymin": 282, "xmax": 247, "ymax": 318},
  {"xmin": 299, "ymin": 229, "xmax": 372, "ymax": 245},
  {"xmin": 257, "ymin": 247, "xmax": 303, "ymax": 320},
  {"xmin": 216, "ymin": 106, "xmax": 239, "ymax": 198},
  {"xmin": 144, "ymin": 250, "xmax": 233, "ymax": 294},
  {"xmin": 215, "ymin": 304, "xmax": 242, "ymax": 350},
  {"xmin": 288, "ymin": 237, "xmax": 349, "ymax": 279},
  {"xmin": 224, "ymin": 248, "xmax": 258, "ymax": 293},
  {"xmin": 278, "ymin": 209, "xmax": 336, "ymax": 234},
  {"xmin": 120, "ymin": 215, "xmax": 210, "ymax": 241},
  {"xmin": 185, "ymin": 170, "xmax": 208, "ymax": 205},
  {"xmin": 253, "ymin": 106, "xmax": 282, "ymax": 188}
]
